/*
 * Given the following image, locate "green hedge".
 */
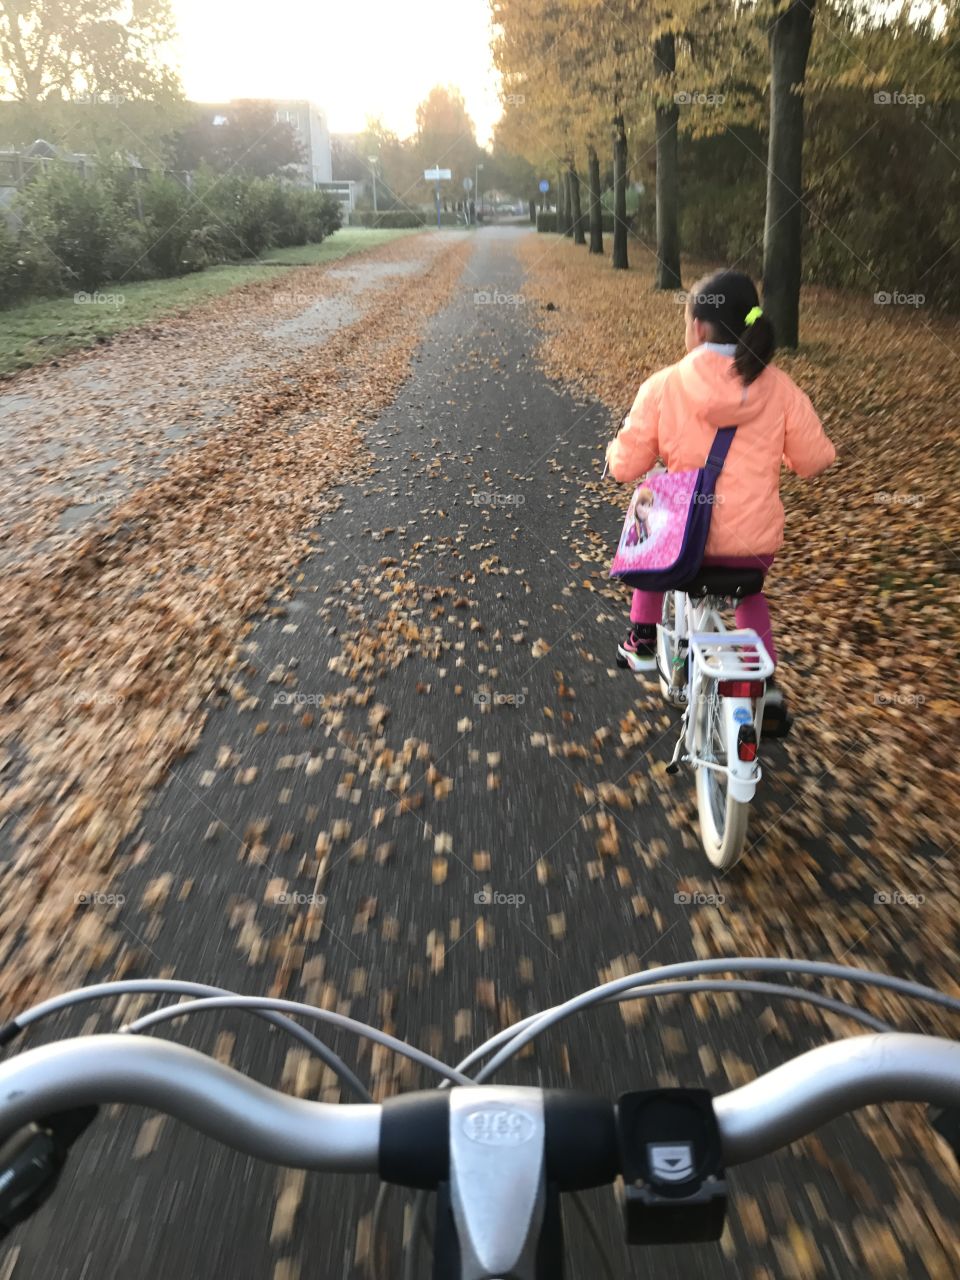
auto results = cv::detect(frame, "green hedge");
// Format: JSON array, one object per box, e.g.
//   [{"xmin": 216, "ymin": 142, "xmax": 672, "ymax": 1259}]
[
  {"xmin": 1, "ymin": 168, "xmax": 343, "ymax": 307},
  {"xmin": 349, "ymin": 209, "xmax": 466, "ymax": 229},
  {"xmin": 350, "ymin": 210, "xmax": 424, "ymax": 228}
]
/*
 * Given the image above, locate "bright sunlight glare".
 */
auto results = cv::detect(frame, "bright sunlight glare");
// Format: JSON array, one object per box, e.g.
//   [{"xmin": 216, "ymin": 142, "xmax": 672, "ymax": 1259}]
[{"xmin": 170, "ymin": 0, "xmax": 502, "ymax": 142}]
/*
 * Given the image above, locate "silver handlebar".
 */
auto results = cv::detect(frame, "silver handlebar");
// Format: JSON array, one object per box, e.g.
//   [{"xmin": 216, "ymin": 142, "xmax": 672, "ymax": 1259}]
[
  {"xmin": 0, "ymin": 1034, "xmax": 381, "ymax": 1170},
  {"xmin": 2, "ymin": 1032, "xmax": 960, "ymax": 1171},
  {"xmin": 714, "ymin": 1032, "xmax": 960, "ymax": 1162}
]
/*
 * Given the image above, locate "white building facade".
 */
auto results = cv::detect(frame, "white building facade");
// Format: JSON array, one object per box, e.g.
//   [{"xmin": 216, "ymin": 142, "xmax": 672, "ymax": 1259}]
[{"xmin": 271, "ymin": 100, "xmax": 333, "ymax": 186}]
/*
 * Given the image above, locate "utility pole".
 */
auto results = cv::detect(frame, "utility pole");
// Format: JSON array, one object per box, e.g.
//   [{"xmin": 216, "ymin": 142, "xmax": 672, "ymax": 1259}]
[{"xmin": 368, "ymin": 156, "xmax": 378, "ymax": 214}]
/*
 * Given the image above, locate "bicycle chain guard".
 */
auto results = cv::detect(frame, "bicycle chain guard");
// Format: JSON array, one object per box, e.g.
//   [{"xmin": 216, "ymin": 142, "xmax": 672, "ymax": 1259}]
[{"xmin": 616, "ymin": 1089, "xmax": 726, "ymax": 1244}]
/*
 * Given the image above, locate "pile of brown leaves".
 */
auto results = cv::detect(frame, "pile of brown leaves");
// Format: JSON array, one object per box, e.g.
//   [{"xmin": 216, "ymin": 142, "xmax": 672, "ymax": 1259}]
[{"xmin": 0, "ymin": 233, "xmax": 471, "ymax": 1012}]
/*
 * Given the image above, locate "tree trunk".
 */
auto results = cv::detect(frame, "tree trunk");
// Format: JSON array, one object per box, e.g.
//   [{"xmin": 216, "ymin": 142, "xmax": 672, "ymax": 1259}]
[
  {"xmin": 557, "ymin": 168, "xmax": 569, "ymax": 234},
  {"xmin": 587, "ymin": 145, "xmax": 604, "ymax": 254},
  {"xmin": 612, "ymin": 115, "xmax": 629, "ymax": 270},
  {"xmin": 763, "ymin": 0, "xmax": 815, "ymax": 348},
  {"xmin": 654, "ymin": 32, "xmax": 682, "ymax": 289},
  {"xmin": 569, "ymin": 163, "xmax": 585, "ymax": 244}
]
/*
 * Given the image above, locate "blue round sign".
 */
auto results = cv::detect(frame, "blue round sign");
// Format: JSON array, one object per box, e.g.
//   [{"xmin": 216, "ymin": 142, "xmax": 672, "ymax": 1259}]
[{"xmin": 539, "ymin": 179, "xmax": 550, "ymax": 193}]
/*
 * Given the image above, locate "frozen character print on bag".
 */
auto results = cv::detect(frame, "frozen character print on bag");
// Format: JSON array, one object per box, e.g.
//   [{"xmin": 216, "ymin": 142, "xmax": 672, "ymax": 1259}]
[
  {"xmin": 611, "ymin": 469, "xmax": 703, "ymax": 577},
  {"xmin": 625, "ymin": 486, "xmax": 655, "ymax": 546}
]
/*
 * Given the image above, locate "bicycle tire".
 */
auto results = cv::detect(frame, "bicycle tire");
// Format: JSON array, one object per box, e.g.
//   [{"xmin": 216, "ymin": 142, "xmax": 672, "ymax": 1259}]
[{"xmin": 694, "ymin": 684, "xmax": 750, "ymax": 869}]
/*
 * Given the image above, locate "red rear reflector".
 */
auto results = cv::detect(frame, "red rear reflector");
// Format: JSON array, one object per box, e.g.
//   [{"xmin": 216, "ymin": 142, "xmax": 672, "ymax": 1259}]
[
  {"xmin": 738, "ymin": 738, "xmax": 758, "ymax": 762},
  {"xmin": 718, "ymin": 680, "xmax": 765, "ymax": 698}
]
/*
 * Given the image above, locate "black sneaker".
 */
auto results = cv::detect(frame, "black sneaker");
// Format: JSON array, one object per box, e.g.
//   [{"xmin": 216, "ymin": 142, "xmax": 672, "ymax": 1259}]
[
  {"xmin": 762, "ymin": 678, "xmax": 793, "ymax": 738},
  {"xmin": 617, "ymin": 624, "xmax": 657, "ymax": 672}
]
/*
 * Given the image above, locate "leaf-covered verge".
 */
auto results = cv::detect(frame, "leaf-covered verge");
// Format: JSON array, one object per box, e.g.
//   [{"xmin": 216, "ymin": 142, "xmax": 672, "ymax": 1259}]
[
  {"xmin": 510, "ymin": 232, "xmax": 960, "ymax": 1273},
  {"xmin": 518, "ymin": 231, "xmax": 959, "ymax": 977},
  {"xmin": 0, "ymin": 232, "xmax": 472, "ymax": 1012}
]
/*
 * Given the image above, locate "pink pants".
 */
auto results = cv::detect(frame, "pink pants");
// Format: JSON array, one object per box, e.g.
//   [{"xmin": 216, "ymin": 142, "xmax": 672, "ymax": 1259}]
[{"xmin": 630, "ymin": 554, "xmax": 778, "ymax": 666}]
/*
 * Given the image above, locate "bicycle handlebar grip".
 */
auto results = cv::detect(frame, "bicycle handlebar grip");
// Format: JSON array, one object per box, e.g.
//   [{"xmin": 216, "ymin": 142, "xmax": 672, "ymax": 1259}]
[
  {"xmin": 379, "ymin": 1092, "xmax": 448, "ymax": 1188},
  {"xmin": 543, "ymin": 1090, "xmax": 619, "ymax": 1189}
]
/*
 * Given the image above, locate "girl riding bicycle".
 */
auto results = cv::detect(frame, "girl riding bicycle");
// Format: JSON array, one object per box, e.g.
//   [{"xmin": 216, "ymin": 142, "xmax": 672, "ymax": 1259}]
[{"xmin": 605, "ymin": 269, "xmax": 836, "ymax": 724}]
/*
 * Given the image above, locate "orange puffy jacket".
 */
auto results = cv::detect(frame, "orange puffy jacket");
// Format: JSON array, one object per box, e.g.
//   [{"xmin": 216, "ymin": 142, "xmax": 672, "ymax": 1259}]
[{"xmin": 605, "ymin": 343, "xmax": 836, "ymax": 558}]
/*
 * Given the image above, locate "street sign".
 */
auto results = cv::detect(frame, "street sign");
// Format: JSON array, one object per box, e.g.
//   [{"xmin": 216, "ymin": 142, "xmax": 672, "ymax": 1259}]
[
  {"xmin": 424, "ymin": 168, "xmax": 452, "ymax": 181},
  {"xmin": 539, "ymin": 179, "xmax": 550, "ymax": 193},
  {"xmin": 463, "ymin": 176, "xmax": 474, "ymax": 192}
]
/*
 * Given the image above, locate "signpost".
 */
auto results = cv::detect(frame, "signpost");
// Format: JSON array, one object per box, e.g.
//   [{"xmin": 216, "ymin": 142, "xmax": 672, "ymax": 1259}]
[
  {"xmin": 424, "ymin": 167, "xmax": 453, "ymax": 229},
  {"xmin": 539, "ymin": 179, "xmax": 550, "ymax": 193}
]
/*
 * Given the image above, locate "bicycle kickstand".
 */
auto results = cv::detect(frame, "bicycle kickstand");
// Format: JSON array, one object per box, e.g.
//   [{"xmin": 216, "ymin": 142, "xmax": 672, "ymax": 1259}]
[{"xmin": 665, "ymin": 725, "xmax": 686, "ymax": 775}]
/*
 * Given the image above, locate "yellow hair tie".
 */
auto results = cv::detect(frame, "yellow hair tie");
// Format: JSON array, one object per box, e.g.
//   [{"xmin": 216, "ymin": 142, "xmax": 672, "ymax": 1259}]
[{"xmin": 744, "ymin": 306, "xmax": 763, "ymax": 327}]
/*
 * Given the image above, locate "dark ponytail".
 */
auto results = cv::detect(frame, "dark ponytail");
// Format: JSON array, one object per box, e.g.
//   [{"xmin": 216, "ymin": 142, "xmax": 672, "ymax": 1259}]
[
  {"xmin": 689, "ymin": 270, "xmax": 776, "ymax": 386},
  {"xmin": 734, "ymin": 311, "xmax": 775, "ymax": 386}
]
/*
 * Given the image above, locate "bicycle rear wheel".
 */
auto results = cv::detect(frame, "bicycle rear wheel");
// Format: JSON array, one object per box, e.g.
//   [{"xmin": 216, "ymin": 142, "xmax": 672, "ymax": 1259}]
[{"xmin": 693, "ymin": 685, "xmax": 750, "ymax": 869}]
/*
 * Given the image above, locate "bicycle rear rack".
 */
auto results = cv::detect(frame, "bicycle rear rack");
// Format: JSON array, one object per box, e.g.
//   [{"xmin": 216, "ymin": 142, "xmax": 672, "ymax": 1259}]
[{"xmin": 689, "ymin": 630, "xmax": 775, "ymax": 682}]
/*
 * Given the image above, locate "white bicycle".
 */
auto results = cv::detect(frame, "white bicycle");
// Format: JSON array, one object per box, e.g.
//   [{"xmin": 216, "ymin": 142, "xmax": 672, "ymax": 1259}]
[
  {"xmin": 655, "ymin": 566, "xmax": 776, "ymax": 870},
  {"xmin": 2, "ymin": 959, "xmax": 960, "ymax": 1278}
]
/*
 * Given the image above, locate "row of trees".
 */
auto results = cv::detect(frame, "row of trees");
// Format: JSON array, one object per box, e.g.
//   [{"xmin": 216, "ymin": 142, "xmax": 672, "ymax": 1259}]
[
  {"xmin": 492, "ymin": 0, "xmax": 960, "ymax": 343},
  {"xmin": 1, "ymin": 1, "xmax": 312, "ymax": 181},
  {"xmin": 332, "ymin": 87, "xmax": 538, "ymax": 216},
  {"xmin": 0, "ymin": 2, "xmax": 347, "ymax": 303}
]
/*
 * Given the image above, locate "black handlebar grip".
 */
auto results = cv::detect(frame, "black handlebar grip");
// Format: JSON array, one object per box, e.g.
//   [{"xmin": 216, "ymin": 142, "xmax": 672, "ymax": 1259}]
[
  {"xmin": 543, "ymin": 1090, "xmax": 619, "ymax": 1190},
  {"xmin": 379, "ymin": 1092, "xmax": 449, "ymax": 1189}
]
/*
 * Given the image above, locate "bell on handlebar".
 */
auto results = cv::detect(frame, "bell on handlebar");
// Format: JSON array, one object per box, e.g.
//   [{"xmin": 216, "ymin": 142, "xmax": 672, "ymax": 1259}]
[{"xmin": 615, "ymin": 1089, "xmax": 726, "ymax": 1245}]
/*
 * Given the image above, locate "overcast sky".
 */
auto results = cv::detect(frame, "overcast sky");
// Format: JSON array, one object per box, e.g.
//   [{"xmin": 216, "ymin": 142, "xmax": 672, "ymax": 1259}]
[{"xmin": 170, "ymin": 0, "xmax": 502, "ymax": 142}]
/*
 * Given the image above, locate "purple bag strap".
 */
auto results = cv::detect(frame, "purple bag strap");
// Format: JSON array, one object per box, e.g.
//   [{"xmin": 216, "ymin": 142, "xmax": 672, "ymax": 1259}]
[{"xmin": 704, "ymin": 425, "xmax": 737, "ymax": 474}]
